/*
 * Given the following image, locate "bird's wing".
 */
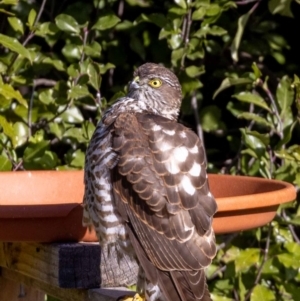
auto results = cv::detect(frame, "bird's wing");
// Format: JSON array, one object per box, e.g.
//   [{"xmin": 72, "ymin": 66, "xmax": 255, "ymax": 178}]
[{"xmin": 111, "ymin": 112, "xmax": 217, "ymax": 301}]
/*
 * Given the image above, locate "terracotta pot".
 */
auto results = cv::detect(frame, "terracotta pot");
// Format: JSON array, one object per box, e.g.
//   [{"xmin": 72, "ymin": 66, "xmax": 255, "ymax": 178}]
[{"xmin": 0, "ymin": 171, "xmax": 296, "ymax": 242}]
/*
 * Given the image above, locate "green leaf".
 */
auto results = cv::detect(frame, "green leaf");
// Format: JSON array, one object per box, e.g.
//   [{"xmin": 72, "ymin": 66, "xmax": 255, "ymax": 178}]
[
  {"xmin": 237, "ymin": 112, "xmax": 273, "ymax": 128},
  {"xmin": 13, "ymin": 121, "xmax": 29, "ymax": 147},
  {"xmin": 284, "ymin": 242, "xmax": 300, "ymax": 257},
  {"xmin": 223, "ymin": 246, "xmax": 240, "ymax": 263},
  {"xmin": 83, "ymin": 41, "xmax": 102, "ymax": 58},
  {"xmin": 87, "ymin": 63, "xmax": 101, "ymax": 91},
  {"xmin": 277, "ymin": 253, "xmax": 298, "ymax": 268},
  {"xmin": 55, "ymin": 14, "xmax": 80, "ymax": 34},
  {"xmin": 0, "ymin": 115, "xmax": 15, "ymax": 145},
  {"xmin": 241, "ymin": 148, "xmax": 259, "ymax": 159},
  {"xmin": 167, "ymin": 34, "xmax": 182, "ymax": 50},
  {"xmin": 35, "ymin": 22, "xmax": 59, "ymax": 37},
  {"xmin": 233, "ymin": 92, "xmax": 271, "ymax": 112},
  {"xmin": 268, "ymin": 0, "xmax": 293, "ymax": 17},
  {"xmin": 97, "ymin": 62, "xmax": 115, "ymax": 74},
  {"xmin": 241, "ymin": 129, "xmax": 270, "ymax": 150},
  {"xmin": 238, "ymin": 274, "xmax": 246, "ymax": 301},
  {"xmin": 288, "ymin": 217, "xmax": 300, "ymax": 226},
  {"xmin": 276, "ymin": 120, "xmax": 297, "ymax": 149},
  {"xmin": 0, "ymin": 83, "xmax": 28, "ymax": 107},
  {"xmin": 39, "ymin": 89, "xmax": 55, "ymax": 105},
  {"xmin": 206, "ymin": 3, "xmax": 220, "ymax": 16},
  {"xmin": 174, "ymin": 0, "xmax": 187, "ymax": 9},
  {"xmin": 0, "ymin": 94, "xmax": 10, "ymax": 108},
  {"xmin": 24, "ymin": 149, "xmax": 58, "ymax": 170},
  {"xmin": 185, "ymin": 65, "xmax": 205, "ymax": 78},
  {"xmin": 0, "ymin": 8, "xmax": 14, "ymax": 15},
  {"xmin": 171, "ymin": 48, "xmax": 185, "ymax": 66},
  {"xmin": 60, "ymin": 106, "xmax": 84, "ymax": 123},
  {"xmin": 0, "ymin": 0, "xmax": 18, "ymax": 4},
  {"xmin": 276, "ymin": 76, "xmax": 294, "ymax": 119},
  {"xmin": 7, "ymin": 17, "xmax": 24, "ymax": 34},
  {"xmin": 0, "ymin": 155, "xmax": 12, "ymax": 171},
  {"xmin": 28, "ymin": 8, "xmax": 37, "ymax": 29},
  {"xmin": 211, "ymin": 295, "xmax": 234, "ymax": 301},
  {"xmin": 252, "ymin": 62, "xmax": 262, "ymax": 79},
  {"xmin": 213, "ymin": 77, "xmax": 253, "ymax": 99},
  {"xmin": 192, "ymin": 7, "xmax": 206, "ymax": 20},
  {"xmin": 262, "ymin": 257, "xmax": 280, "ymax": 275},
  {"xmin": 42, "ymin": 57, "xmax": 65, "ymax": 71},
  {"xmin": 235, "ymin": 248, "xmax": 260, "ymax": 273},
  {"xmin": 49, "ymin": 124, "xmax": 65, "ymax": 142},
  {"xmin": 181, "ymin": 77, "xmax": 203, "ymax": 96},
  {"xmin": 70, "ymin": 149, "xmax": 85, "ymax": 168},
  {"xmin": 115, "ymin": 20, "xmax": 133, "ymax": 31},
  {"xmin": 82, "ymin": 121, "xmax": 96, "ymax": 141},
  {"xmin": 251, "ymin": 285, "xmax": 276, "ymax": 301},
  {"xmin": 92, "ymin": 14, "xmax": 121, "ymax": 31},
  {"xmin": 63, "ymin": 127, "xmax": 86, "ymax": 143},
  {"xmin": 23, "ymin": 141, "xmax": 50, "ymax": 161},
  {"xmin": 194, "ymin": 25, "xmax": 227, "ymax": 38},
  {"xmin": 62, "ymin": 44, "xmax": 81, "ymax": 60},
  {"xmin": 200, "ymin": 105, "xmax": 225, "ymax": 132},
  {"xmin": 136, "ymin": 13, "xmax": 167, "ymax": 27},
  {"xmin": 0, "ymin": 34, "xmax": 32, "ymax": 62},
  {"xmin": 68, "ymin": 85, "xmax": 92, "ymax": 100},
  {"xmin": 230, "ymin": 10, "xmax": 252, "ymax": 62}
]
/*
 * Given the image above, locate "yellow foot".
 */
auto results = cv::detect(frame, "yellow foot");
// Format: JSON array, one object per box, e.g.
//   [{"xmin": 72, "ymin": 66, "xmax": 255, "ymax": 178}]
[{"xmin": 117, "ymin": 293, "xmax": 145, "ymax": 301}]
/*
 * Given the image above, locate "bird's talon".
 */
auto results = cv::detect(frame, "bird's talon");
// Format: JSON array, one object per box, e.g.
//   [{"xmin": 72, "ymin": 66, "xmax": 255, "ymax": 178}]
[
  {"xmin": 133, "ymin": 293, "xmax": 145, "ymax": 301},
  {"xmin": 117, "ymin": 293, "xmax": 145, "ymax": 301}
]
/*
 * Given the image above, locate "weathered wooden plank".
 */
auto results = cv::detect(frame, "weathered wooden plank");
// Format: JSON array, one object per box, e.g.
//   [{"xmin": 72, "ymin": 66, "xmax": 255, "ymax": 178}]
[
  {"xmin": 0, "ymin": 272, "xmax": 45, "ymax": 301},
  {"xmin": 0, "ymin": 242, "xmax": 138, "ymax": 289},
  {"xmin": 0, "ymin": 242, "xmax": 100, "ymax": 289},
  {"xmin": 1, "ymin": 267, "xmax": 135, "ymax": 301}
]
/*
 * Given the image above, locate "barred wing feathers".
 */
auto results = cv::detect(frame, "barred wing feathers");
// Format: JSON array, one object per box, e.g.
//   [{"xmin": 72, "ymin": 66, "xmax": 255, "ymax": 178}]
[{"xmin": 112, "ymin": 113, "xmax": 217, "ymax": 301}]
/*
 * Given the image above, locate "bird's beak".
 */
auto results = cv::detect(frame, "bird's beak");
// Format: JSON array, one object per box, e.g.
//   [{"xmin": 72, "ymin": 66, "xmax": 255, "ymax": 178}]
[{"xmin": 128, "ymin": 76, "xmax": 140, "ymax": 92}]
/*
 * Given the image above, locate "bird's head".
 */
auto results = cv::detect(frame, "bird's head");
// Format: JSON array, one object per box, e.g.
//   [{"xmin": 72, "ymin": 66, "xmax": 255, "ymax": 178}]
[{"xmin": 127, "ymin": 63, "xmax": 182, "ymax": 120}]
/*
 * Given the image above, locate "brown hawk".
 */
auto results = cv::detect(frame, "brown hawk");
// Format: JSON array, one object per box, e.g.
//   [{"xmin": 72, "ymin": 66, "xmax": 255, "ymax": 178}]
[{"xmin": 83, "ymin": 63, "xmax": 217, "ymax": 301}]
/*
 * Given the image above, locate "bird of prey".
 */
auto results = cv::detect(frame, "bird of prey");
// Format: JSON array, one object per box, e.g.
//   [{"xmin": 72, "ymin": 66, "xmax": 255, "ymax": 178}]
[{"xmin": 83, "ymin": 63, "xmax": 217, "ymax": 301}]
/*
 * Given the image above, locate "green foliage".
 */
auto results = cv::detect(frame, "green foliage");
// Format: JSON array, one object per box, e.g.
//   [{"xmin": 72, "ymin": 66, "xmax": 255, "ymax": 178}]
[{"xmin": 0, "ymin": 0, "xmax": 299, "ymax": 300}]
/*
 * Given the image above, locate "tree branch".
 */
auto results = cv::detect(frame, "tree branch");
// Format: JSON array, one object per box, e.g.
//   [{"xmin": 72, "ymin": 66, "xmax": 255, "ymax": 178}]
[
  {"xmin": 282, "ymin": 209, "xmax": 300, "ymax": 244},
  {"xmin": 180, "ymin": 8, "xmax": 192, "ymax": 69},
  {"xmin": 6, "ymin": 0, "xmax": 48, "ymax": 77},
  {"xmin": 244, "ymin": 225, "xmax": 272, "ymax": 301}
]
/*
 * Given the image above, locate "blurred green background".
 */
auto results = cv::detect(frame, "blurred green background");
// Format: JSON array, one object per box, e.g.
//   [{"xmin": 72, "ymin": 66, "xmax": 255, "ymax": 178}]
[{"xmin": 0, "ymin": 0, "xmax": 299, "ymax": 300}]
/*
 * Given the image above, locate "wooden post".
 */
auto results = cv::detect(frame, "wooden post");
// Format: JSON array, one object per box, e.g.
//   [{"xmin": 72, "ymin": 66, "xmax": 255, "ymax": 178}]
[
  {"xmin": 0, "ymin": 242, "xmax": 139, "ymax": 301},
  {"xmin": 0, "ymin": 274, "xmax": 45, "ymax": 301}
]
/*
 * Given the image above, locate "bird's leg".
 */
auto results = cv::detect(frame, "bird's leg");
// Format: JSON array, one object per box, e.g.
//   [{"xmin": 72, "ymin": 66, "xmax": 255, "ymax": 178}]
[{"xmin": 116, "ymin": 267, "xmax": 146, "ymax": 301}]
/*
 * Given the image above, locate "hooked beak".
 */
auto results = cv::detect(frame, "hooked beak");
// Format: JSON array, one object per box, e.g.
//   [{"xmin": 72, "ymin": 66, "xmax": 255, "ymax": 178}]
[{"xmin": 128, "ymin": 76, "xmax": 140, "ymax": 92}]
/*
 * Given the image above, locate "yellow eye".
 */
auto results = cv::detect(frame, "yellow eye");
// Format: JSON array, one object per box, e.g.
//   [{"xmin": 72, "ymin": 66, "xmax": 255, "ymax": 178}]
[{"xmin": 148, "ymin": 79, "xmax": 162, "ymax": 88}]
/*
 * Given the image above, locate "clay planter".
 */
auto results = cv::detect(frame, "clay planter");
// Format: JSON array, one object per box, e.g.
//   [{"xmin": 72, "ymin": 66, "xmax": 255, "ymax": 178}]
[{"xmin": 0, "ymin": 171, "xmax": 296, "ymax": 242}]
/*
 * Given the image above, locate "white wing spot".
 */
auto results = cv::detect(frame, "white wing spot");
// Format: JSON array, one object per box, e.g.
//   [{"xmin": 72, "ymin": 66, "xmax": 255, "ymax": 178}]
[
  {"xmin": 163, "ymin": 129, "xmax": 175, "ymax": 136},
  {"xmin": 189, "ymin": 162, "xmax": 201, "ymax": 177},
  {"xmin": 158, "ymin": 142, "xmax": 173, "ymax": 152},
  {"xmin": 189, "ymin": 145, "xmax": 198, "ymax": 154},
  {"xmin": 152, "ymin": 124, "xmax": 162, "ymax": 131},
  {"xmin": 173, "ymin": 146, "xmax": 188, "ymax": 162},
  {"xmin": 165, "ymin": 158, "xmax": 180, "ymax": 174},
  {"xmin": 181, "ymin": 175, "xmax": 196, "ymax": 195},
  {"xmin": 179, "ymin": 131, "xmax": 187, "ymax": 138}
]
